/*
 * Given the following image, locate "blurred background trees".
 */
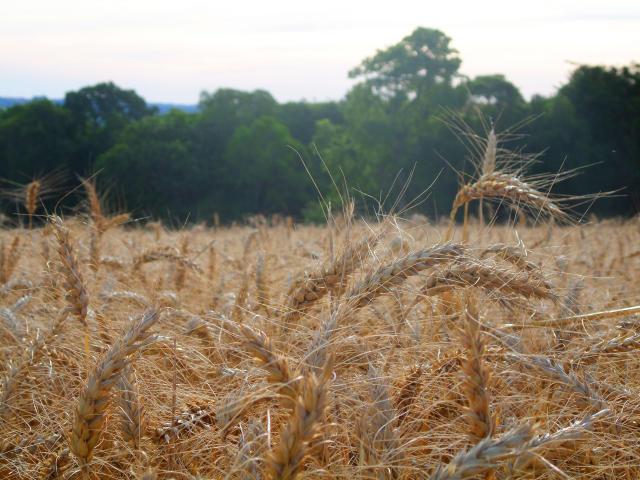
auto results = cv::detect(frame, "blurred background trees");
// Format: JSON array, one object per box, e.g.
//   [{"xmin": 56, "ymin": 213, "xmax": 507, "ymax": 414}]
[{"xmin": 1, "ymin": 27, "xmax": 638, "ymax": 223}]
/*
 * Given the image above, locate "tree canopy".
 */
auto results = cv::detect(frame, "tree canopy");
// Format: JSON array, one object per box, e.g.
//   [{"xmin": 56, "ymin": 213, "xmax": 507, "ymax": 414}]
[
  {"xmin": 349, "ymin": 28, "xmax": 461, "ymax": 98},
  {"xmin": 1, "ymin": 29, "xmax": 638, "ymax": 223}
]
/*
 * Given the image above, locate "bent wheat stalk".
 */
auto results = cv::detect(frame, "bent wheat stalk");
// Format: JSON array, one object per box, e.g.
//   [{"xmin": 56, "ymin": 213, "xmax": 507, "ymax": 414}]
[
  {"xmin": 283, "ymin": 224, "xmax": 386, "ymax": 323},
  {"xmin": 347, "ymin": 243, "xmax": 465, "ymax": 309},
  {"xmin": 420, "ymin": 259, "xmax": 556, "ymax": 303},
  {"xmin": 430, "ymin": 424, "xmax": 534, "ymax": 480}
]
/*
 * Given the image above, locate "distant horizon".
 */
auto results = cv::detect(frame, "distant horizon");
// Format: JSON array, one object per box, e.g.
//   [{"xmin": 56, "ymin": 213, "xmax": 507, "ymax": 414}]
[{"xmin": 2, "ymin": 0, "xmax": 639, "ymax": 104}]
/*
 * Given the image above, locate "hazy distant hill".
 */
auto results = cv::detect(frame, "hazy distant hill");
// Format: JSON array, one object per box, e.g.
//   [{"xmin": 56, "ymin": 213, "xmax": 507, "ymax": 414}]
[{"xmin": 0, "ymin": 96, "xmax": 198, "ymax": 113}]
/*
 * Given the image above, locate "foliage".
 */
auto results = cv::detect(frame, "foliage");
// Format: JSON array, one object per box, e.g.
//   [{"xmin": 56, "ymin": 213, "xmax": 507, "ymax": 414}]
[{"xmin": 0, "ymin": 30, "xmax": 638, "ymax": 222}]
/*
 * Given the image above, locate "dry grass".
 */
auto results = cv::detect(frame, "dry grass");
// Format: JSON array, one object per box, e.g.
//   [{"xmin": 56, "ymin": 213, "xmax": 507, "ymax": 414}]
[{"xmin": 1, "ymin": 176, "xmax": 640, "ymax": 479}]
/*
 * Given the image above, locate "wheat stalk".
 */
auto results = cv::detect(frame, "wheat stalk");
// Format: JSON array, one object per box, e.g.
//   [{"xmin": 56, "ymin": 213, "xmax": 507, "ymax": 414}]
[
  {"xmin": 117, "ymin": 367, "xmax": 146, "ymax": 450},
  {"xmin": 0, "ymin": 310, "xmax": 68, "ymax": 417}
]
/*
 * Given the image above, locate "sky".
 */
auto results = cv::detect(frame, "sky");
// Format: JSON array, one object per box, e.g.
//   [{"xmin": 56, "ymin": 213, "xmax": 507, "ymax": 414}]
[{"xmin": 1, "ymin": 0, "xmax": 639, "ymax": 104}]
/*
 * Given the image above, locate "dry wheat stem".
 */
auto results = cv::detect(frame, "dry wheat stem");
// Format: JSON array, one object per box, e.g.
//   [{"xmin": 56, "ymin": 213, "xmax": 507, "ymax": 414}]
[{"xmin": 516, "ymin": 304, "xmax": 640, "ymax": 328}]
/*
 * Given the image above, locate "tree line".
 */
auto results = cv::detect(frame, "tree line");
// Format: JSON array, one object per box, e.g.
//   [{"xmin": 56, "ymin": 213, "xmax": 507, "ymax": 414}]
[{"xmin": 1, "ymin": 27, "xmax": 638, "ymax": 224}]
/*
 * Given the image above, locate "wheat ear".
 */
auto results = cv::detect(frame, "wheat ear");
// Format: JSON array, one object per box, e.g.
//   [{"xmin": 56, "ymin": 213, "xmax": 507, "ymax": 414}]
[
  {"xmin": 580, "ymin": 331, "xmax": 640, "ymax": 362},
  {"xmin": 50, "ymin": 216, "xmax": 89, "ymax": 326},
  {"xmin": 509, "ymin": 353, "xmax": 606, "ymax": 410},
  {"xmin": 460, "ymin": 301, "xmax": 493, "ymax": 441},
  {"xmin": 70, "ymin": 309, "xmax": 160, "ymax": 471},
  {"xmin": 480, "ymin": 243, "xmax": 539, "ymax": 273},
  {"xmin": 511, "ymin": 409, "xmax": 609, "ymax": 471},
  {"xmin": 283, "ymin": 225, "xmax": 386, "ymax": 323},
  {"xmin": 0, "ymin": 310, "xmax": 68, "ymax": 417},
  {"xmin": 25, "ymin": 180, "xmax": 41, "ymax": 229},
  {"xmin": 264, "ymin": 370, "xmax": 329, "ymax": 480},
  {"xmin": 255, "ymin": 252, "xmax": 270, "ymax": 313},
  {"xmin": 421, "ymin": 259, "xmax": 556, "ymax": 303},
  {"xmin": 347, "ymin": 243, "xmax": 465, "ymax": 309},
  {"xmin": 361, "ymin": 365, "xmax": 403, "ymax": 476},
  {"xmin": 241, "ymin": 325, "xmax": 298, "ymax": 408},
  {"xmin": 0, "ymin": 236, "xmax": 21, "ymax": 284},
  {"xmin": 117, "ymin": 366, "xmax": 146, "ymax": 450}
]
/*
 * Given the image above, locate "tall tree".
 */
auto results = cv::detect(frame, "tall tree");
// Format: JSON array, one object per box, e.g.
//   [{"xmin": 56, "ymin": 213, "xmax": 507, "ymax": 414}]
[
  {"xmin": 349, "ymin": 27, "xmax": 461, "ymax": 98},
  {"xmin": 0, "ymin": 100, "xmax": 73, "ymax": 180},
  {"xmin": 198, "ymin": 88, "xmax": 278, "ymax": 142},
  {"xmin": 95, "ymin": 111, "xmax": 204, "ymax": 220},
  {"xmin": 225, "ymin": 116, "xmax": 309, "ymax": 218},
  {"xmin": 64, "ymin": 82, "xmax": 155, "ymax": 174}
]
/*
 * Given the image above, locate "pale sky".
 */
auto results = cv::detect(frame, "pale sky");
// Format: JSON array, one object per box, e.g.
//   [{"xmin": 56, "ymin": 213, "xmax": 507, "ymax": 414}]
[{"xmin": 1, "ymin": 0, "xmax": 639, "ymax": 104}]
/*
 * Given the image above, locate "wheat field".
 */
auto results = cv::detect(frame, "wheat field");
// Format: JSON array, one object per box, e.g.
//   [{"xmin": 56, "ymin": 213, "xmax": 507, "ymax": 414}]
[{"xmin": 1, "ymin": 207, "xmax": 640, "ymax": 479}]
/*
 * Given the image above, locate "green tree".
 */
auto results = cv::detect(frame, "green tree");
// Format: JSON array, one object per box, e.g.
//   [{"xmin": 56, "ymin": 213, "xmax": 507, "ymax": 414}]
[
  {"xmin": 527, "ymin": 65, "xmax": 640, "ymax": 214},
  {"xmin": 349, "ymin": 27, "xmax": 461, "ymax": 98},
  {"xmin": 464, "ymin": 74, "xmax": 527, "ymax": 127},
  {"xmin": 277, "ymin": 101, "xmax": 343, "ymax": 144},
  {"xmin": 225, "ymin": 116, "xmax": 310, "ymax": 217},
  {"xmin": 0, "ymin": 100, "xmax": 73, "ymax": 181},
  {"xmin": 95, "ymin": 111, "xmax": 206, "ymax": 220},
  {"xmin": 198, "ymin": 88, "xmax": 278, "ymax": 142},
  {"xmin": 64, "ymin": 82, "xmax": 155, "ymax": 174}
]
